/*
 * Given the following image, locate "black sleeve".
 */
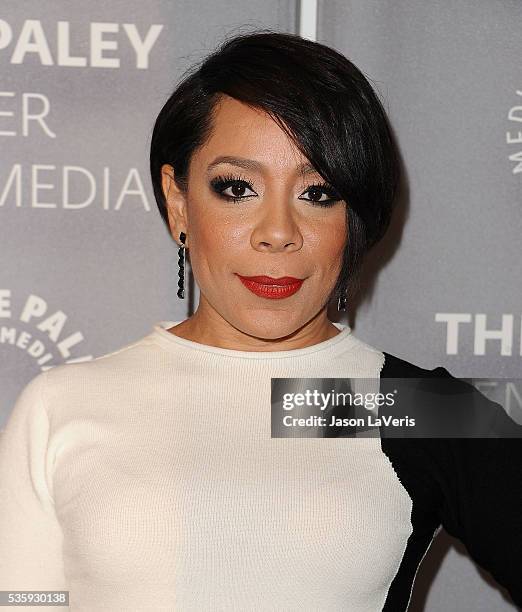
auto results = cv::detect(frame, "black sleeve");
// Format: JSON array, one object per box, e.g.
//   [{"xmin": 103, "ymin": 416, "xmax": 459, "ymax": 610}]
[
  {"xmin": 429, "ymin": 435, "xmax": 522, "ymax": 607},
  {"xmin": 416, "ymin": 368, "xmax": 522, "ymax": 607},
  {"xmin": 380, "ymin": 355, "xmax": 522, "ymax": 607}
]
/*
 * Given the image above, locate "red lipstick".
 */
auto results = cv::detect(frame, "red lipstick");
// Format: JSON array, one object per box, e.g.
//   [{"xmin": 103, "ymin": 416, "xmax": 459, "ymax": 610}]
[{"xmin": 236, "ymin": 274, "xmax": 304, "ymax": 299}]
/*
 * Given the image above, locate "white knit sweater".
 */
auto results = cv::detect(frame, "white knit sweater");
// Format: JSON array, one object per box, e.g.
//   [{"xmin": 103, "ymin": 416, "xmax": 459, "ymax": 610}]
[{"xmin": 0, "ymin": 320, "xmax": 415, "ymax": 611}]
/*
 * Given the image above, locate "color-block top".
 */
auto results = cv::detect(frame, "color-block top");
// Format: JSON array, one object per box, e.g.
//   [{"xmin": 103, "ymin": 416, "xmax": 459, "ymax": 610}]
[{"xmin": 0, "ymin": 320, "xmax": 520, "ymax": 611}]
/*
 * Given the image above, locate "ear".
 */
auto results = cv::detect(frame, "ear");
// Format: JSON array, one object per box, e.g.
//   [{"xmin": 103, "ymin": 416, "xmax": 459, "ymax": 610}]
[{"xmin": 161, "ymin": 163, "xmax": 189, "ymax": 247}]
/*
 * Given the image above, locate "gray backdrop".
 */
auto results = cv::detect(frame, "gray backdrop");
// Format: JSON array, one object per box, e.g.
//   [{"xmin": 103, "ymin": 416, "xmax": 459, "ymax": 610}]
[{"xmin": 1, "ymin": 1, "xmax": 520, "ymax": 610}]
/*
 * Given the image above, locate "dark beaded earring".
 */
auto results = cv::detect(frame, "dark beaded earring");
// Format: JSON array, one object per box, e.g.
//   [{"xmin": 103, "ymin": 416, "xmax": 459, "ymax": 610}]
[{"xmin": 177, "ymin": 232, "xmax": 186, "ymax": 299}]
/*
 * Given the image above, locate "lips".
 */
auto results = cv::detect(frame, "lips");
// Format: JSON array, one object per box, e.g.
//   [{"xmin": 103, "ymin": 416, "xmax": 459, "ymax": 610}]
[
  {"xmin": 236, "ymin": 274, "xmax": 304, "ymax": 299},
  {"xmin": 240, "ymin": 275, "xmax": 303, "ymax": 285}
]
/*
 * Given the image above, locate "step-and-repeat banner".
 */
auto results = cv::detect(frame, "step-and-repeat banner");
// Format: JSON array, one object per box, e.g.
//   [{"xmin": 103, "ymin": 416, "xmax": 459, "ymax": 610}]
[{"xmin": 1, "ymin": 1, "xmax": 520, "ymax": 610}]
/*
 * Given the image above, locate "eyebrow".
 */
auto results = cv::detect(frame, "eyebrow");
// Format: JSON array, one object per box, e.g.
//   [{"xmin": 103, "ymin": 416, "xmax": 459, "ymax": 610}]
[{"xmin": 206, "ymin": 155, "xmax": 318, "ymax": 176}]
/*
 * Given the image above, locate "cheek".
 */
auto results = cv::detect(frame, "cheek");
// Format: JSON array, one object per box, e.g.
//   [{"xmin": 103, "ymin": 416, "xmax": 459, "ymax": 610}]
[
  {"xmin": 329, "ymin": 207, "xmax": 348, "ymax": 248},
  {"xmin": 329, "ymin": 217, "xmax": 347, "ymax": 252},
  {"xmin": 188, "ymin": 204, "xmax": 246, "ymax": 273},
  {"xmin": 306, "ymin": 209, "xmax": 347, "ymax": 263},
  {"xmin": 321, "ymin": 212, "xmax": 347, "ymax": 277}
]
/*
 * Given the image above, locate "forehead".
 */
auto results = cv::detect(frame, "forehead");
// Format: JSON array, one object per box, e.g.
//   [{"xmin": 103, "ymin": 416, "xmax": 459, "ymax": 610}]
[{"xmin": 192, "ymin": 95, "xmax": 312, "ymax": 174}]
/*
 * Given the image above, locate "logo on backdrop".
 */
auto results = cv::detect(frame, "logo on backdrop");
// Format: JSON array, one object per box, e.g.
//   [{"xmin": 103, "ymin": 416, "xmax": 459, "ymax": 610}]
[
  {"xmin": 0, "ymin": 288, "xmax": 93, "ymax": 370},
  {"xmin": 0, "ymin": 19, "xmax": 163, "ymax": 68},
  {"xmin": 0, "ymin": 18, "xmax": 164, "ymax": 210},
  {"xmin": 1, "ymin": 163, "xmax": 151, "ymax": 210},
  {"xmin": 507, "ymin": 89, "xmax": 522, "ymax": 175},
  {"xmin": 435, "ymin": 313, "xmax": 521, "ymax": 356}
]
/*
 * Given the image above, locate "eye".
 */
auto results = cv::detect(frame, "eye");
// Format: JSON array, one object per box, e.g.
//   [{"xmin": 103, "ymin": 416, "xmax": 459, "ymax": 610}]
[
  {"xmin": 299, "ymin": 182, "xmax": 342, "ymax": 207},
  {"xmin": 210, "ymin": 174, "xmax": 258, "ymax": 202}
]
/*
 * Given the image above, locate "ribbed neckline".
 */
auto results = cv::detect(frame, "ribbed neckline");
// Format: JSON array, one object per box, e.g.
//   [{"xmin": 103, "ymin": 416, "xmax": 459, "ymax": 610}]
[{"xmin": 150, "ymin": 320, "xmax": 357, "ymax": 360}]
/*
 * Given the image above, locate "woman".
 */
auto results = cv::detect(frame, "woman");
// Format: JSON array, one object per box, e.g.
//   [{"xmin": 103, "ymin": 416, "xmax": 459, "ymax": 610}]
[{"xmin": 1, "ymin": 31, "xmax": 521, "ymax": 611}]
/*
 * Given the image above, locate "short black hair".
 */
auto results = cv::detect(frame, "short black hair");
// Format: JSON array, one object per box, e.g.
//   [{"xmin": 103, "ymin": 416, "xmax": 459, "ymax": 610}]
[{"xmin": 150, "ymin": 29, "xmax": 401, "ymax": 306}]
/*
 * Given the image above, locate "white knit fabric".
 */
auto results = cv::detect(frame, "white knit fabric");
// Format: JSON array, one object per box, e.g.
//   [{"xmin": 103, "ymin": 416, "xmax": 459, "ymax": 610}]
[{"xmin": 0, "ymin": 320, "xmax": 413, "ymax": 611}]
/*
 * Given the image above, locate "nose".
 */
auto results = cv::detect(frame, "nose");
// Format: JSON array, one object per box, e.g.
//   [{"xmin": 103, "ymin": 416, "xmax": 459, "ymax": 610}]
[{"xmin": 250, "ymin": 200, "xmax": 304, "ymax": 253}]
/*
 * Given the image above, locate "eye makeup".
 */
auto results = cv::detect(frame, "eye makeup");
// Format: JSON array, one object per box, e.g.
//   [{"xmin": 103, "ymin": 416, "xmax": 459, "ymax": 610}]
[
  {"xmin": 209, "ymin": 173, "xmax": 257, "ymax": 203},
  {"xmin": 209, "ymin": 173, "xmax": 342, "ymax": 206}
]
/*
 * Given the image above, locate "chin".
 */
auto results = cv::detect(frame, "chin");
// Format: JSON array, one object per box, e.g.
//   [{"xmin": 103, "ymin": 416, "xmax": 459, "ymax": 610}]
[{"xmin": 234, "ymin": 311, "xmax": 305, "ymax": 341}]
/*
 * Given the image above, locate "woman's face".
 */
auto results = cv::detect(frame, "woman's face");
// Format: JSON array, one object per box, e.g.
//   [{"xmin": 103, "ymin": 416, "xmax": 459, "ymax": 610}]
[{"xmin": 162, "ymin": 95, "xmax": 347, "ymax": 339}]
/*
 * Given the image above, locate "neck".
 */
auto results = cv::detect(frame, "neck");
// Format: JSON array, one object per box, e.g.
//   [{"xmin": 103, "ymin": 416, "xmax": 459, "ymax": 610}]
[{"xmin": 166, "ymin": 305, "xmax": 342, "ymax": 352}]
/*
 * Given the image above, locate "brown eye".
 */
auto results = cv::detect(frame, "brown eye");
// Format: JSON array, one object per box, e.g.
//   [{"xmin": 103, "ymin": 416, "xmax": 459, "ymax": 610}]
[
  {"xmin": 223, "ymin": 182, "xmax": 255, "ymax": 199},
  {"xmin": 210, "ymin": 175, "xmax": 257, "ymax": 202},
  {"xmin": 299, "ymin": 182, "xmax": 342, "ymax": 206}
]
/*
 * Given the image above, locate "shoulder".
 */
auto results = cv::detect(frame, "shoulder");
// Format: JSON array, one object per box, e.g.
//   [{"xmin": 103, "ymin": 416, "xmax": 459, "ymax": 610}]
[
  {"xmin": 41, "ymin": 332, "xmax": 160, "ymax": 407},
  {"xmin": 380, "ymin": 351, "xmax": 449, "ymax": 378},
  {"xmin": 379, "ymin": 351, "xmax": 520, "ymax": 438}
]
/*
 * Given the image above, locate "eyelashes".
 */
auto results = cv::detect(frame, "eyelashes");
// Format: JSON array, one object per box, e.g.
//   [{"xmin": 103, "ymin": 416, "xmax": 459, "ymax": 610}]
[
  {"xmin": 209, "ymin": 173, "xmax": 342, "ymax": 206},
  {"xmin": 210, "ymin": 174, "xmax": 256, "ymax": 202}
]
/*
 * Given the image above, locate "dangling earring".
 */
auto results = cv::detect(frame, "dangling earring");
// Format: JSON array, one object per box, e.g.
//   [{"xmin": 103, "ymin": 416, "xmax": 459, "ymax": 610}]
[
  {"xmin": 177, "ymin": 231, "xmax": 186, "ymax": 299},
  {"xmin": 337, "ymin": 288, "xmax": 347, "ymax": 312}
]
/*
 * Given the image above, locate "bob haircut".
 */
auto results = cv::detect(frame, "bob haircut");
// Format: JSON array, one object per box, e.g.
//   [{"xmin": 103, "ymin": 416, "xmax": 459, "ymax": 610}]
[{"xmin": 150, "ymin": 29, "xmax": 401, "ymax": 305}]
